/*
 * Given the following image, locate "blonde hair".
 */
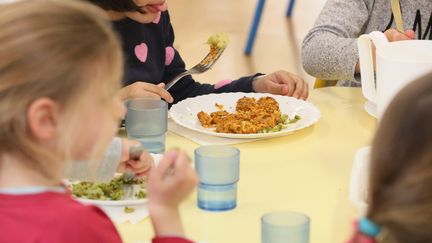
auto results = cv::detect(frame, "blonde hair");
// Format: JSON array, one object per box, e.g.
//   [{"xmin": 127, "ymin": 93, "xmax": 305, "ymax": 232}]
[{"xmin": 0, "ymin": 0, "xmax": 123, "ymax": 179}]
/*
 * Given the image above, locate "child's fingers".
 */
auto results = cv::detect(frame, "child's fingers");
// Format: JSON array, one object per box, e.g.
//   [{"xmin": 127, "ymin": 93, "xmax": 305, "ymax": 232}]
[
  {"xmin": 140, "ymin": 82, "xmax": 173, "ymax": 103},
  {"xmin": 133, "ymin": 166, "xmax": 152, "ymax": 176},
  {"xmin": 139, "ymin": 150, "xmax": 154, "ymax": 166},
  {"xmin": 151, "ymin": 150, "xmax": 178, "ymax": 178},
  {"xmin": 130, "ymin": 82, "xmax": 173, "ymax": 103},
  {"xmin": 300, "ymin": 82, "xmax": 309, "ymax": 100},
  {"xmin": 171, "ymin": 152, "xmax": 197, "ymax": 185},
  {"xmin": 267, "ymin": 81, "xmax": 290, "ymax": 96},
  {"xmin": 404, "ymin": 29, "xmax": 415, "ymax": 39},
  {"xmin": 136, "ymin": 92, "xmax": 161, "ymax": 100},
  {"xmin": 276, "ymin": 72, "xmax": 297, "ymax": 95},
  {"xmin": 291, "ymin": 78, "xmax": 306, "ymax": 99},
  {"xmin": 174, "ymin": 151, "xmax": 190, "ymax": 170},
  {"xmin": 385, "ymin": 29, "xmax": 412, "ymax": 41},
  {"xmin": 126, "ymin": 159, "xmax": 147, "ymax": 170}
]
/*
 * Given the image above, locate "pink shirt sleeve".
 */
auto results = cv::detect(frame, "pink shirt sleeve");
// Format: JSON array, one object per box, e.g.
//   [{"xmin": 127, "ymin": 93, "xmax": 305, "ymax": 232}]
[
  {"xmin": 152, "ymin": 236, "xmax": 194, "ymax": 243},
  {"xmin": 39, "ymin": 205, "xmax": 123, "ymax": 243}
]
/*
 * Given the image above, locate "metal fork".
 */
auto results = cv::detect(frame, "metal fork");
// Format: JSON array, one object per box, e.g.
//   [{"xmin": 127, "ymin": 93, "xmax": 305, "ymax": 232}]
[
  {"xmin": 165, "ymin": 46, "xmax": 226, "ymax": 90},
  {"xmin": 123, "ymin": 144, "xmax": 145, "ymax": 198}
]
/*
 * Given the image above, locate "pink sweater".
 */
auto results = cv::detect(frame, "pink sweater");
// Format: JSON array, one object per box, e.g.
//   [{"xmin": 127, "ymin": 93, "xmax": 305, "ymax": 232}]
[{"xmin": 0, "ymin": 191, "xmax": 192, "ymax": 243}]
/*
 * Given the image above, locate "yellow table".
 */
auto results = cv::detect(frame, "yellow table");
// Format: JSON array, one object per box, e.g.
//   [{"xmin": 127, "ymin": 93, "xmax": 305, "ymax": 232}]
[{"xmin": 116, "ymin": 87, "xmax": 377, "ymax": 243}]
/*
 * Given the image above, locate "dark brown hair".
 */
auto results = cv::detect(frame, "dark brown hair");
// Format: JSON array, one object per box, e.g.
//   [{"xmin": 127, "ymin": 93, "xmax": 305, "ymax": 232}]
[
  {"xmin": 367, "ymin": 73, "xmax": 432, "ymax": 242},
  {"xmin": 83, "ymin": 0, "xmax": 143, "ymax": 13}
]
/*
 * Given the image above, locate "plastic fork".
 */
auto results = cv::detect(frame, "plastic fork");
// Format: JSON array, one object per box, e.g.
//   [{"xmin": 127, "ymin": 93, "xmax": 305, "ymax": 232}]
[{"xmin": 165, "ymin": 46, "xmax": 226, "ymax": 90}]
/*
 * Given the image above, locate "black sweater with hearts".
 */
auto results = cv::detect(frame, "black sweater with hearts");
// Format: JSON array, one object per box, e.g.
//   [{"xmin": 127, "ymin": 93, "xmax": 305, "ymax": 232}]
[{"xmin": 112, "ymin": 12, "xmax": 259, "ymax": 104}]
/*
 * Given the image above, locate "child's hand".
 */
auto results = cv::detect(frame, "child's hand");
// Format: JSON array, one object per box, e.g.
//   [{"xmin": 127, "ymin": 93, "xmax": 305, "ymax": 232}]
[
  {"xmin": 118, "ymin": 82, "xmax": 174, "ymax": 103},
  {"xmin": 117, "ymin": 139, "xmax": 154, "ymax": 177},
  {"xmin": 356, "ymin": 29, "xmax": 416, "ymax": 73},
  {"xmin": 147, "ymin": 150, "xmax": 199, "ymax": 236},
  {"xmin": 384, "ymin": 28, "xmax": 415, "ymax": 42},
  {"xmin": 252, "ymin": 70, "xmax": 308, "ymax": 100}
]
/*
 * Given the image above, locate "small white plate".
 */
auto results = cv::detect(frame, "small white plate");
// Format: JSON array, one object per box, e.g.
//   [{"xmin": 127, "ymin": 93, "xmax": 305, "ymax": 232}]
[
  {"xmin": 170, "ymin": 92, "xmax": 321, "ymax": 139},
  {"xmin": 77, "ymin": 195, "xmax": 147, "ymax": 207},
  {"xmin": 364, "ymin": 101, "xmax": 377, "ymax": 118}
]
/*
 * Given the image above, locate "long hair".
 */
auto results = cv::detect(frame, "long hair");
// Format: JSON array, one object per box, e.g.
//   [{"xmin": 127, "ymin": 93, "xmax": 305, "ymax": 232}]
[
  {"xmin": 366, "ymin": 73, "xmax": 432, "ymax": 242},
  {"xmin": 0, "ymin": 0, "xmax": 123, "ymax": 179}
]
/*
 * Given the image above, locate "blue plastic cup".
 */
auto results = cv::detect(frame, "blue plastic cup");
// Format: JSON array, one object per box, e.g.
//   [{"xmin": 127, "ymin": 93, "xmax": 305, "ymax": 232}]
[
  {"xmin": 194, "ymin": 145, "xmax": 240, "ymax": 211},
  {"xmin": 261, "ymin": 211, "xmax": 310, "ymax": 243},
  {"xmin": 125, "ymin": 99, "xmax": 168, "ymax": 154}
]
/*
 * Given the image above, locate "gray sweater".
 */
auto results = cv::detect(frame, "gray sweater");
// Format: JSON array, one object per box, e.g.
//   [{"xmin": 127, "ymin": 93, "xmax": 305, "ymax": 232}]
[{"xmin": 302, "ymin": 0, "xmax": 432, "ymax": 85}]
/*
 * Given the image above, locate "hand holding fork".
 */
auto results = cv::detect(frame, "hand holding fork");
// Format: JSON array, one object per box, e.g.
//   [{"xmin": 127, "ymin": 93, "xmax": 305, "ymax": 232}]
[{"xmin": 165, "ymin": 45, "xmax": 226, "ymax": 90}]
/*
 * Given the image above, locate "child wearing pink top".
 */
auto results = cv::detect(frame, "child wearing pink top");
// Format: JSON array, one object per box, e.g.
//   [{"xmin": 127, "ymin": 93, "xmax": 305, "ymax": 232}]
[{"xmin": 0, "ymin": 1, "xmax": 197, "ymax": 243}]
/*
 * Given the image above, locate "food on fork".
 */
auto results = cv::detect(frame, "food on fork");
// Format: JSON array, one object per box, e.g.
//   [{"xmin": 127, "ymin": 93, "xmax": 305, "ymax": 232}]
[
  {"xmin": 197, "ymin": 96, "xmax": 301, "ymax": 134},
  {"xmin": 207, "ymin": 32, "xmax": 229, "ymax": 49},
  {"xmin": 165, "ymin": 33, "xmax": 228, "ymax": 90},
  {"xmin": 200, "ymin": 33, "xmax": 229, "ymax": 66}
]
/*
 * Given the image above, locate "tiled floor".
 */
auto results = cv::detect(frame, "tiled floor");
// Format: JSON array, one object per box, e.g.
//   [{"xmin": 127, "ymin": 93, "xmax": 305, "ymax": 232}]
[{"xmin": 169, "ymin": 0, "xmax": 327, "ymax": 86}]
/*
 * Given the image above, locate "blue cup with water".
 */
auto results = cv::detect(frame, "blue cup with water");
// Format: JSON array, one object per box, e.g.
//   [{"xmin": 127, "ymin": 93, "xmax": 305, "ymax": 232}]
[
  {"xmin": 261, "ymin": 211, "xmax": 310, "ymax": 243},
  {"xmin": 125, "ymin": 99, "xmax": 168, "ymax": 154},
  {"xmin": 195, "ymin": 145, "xmax": 240, "ymax": 211}
]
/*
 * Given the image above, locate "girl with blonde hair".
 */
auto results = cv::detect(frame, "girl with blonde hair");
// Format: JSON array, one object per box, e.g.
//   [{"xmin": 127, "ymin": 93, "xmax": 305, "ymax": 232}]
[{"xmin": 0, "ymin": 1, "xmax": 197, "ymax": 243}]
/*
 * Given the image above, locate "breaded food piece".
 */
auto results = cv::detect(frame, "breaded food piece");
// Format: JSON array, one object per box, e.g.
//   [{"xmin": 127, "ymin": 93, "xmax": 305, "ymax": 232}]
[
  {"xmin": 236, "ymin": 97, "xmax": 258, "ymax": 112},
  {"xmin": 197, "ymin": 111, "xmax": 213, "ymax": 128},
  {"xmin": 257, "ymin": 97, "xmax": 279, "ymax": 112},
  {"xmin": 211, "ymin": 111, "xmax": 230, "ymax": 124},
  {"xmin": 197, "ymin": 96, "xmax": 283, "ymax": 134}
]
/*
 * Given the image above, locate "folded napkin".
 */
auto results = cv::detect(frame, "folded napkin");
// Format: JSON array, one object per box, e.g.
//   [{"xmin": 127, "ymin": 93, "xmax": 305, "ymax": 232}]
[
  {"xmin": 349, "ymin": 146, "xmax": 371, "ymax": 216},
  {"xmin": 168, "ymin": 119, "xmax": 259, "ymax": 145},
  {"xmin": 99, "ymin": 204, "xmax": 149, "ymax": 224}
]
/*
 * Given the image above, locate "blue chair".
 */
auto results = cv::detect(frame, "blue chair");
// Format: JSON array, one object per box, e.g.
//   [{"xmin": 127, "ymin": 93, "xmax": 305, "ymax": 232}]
[{"xmin": 244, "ymin": 0, "xmax": 296, "ymax": 55}]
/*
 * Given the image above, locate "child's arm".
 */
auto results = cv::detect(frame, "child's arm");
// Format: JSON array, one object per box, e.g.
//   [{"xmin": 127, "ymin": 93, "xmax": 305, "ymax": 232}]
[
  {"xmin": 147, "ymin": 150, "xmax": 198, "ymax": 242},
  {"xmin": 162, "ymin": 13, "xmax": 307, "ymax": 101},
  {"xmin": 301, "ymin": 0, "xmax": 372, "ymax": 82}
]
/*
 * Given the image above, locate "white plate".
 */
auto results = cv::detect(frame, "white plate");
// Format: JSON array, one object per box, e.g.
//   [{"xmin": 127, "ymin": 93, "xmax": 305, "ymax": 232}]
[
  {"xmin": 169, "ymin": 93, "xmax": 320, "ymax": 139},
  {"xmin": 364, "ymin": 101, "xmax": 377, "ymax": 118},
  {"xmin": 77, "ymin": 195, "xmax": 147, "ymax": 207},
  {"xmin": 68, "ymin": 154, "xmax": 163, "ymax": 207}
]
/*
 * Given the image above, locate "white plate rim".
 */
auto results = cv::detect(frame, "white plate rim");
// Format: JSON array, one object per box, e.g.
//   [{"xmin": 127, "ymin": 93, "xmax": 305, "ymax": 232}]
[
  {"xmin": 76, "ymin": 197, "xmax": 147, "ymax": 206},
  {"xmin": 169, "ymin": 92, "xmax": 321, "ymax": 139}
]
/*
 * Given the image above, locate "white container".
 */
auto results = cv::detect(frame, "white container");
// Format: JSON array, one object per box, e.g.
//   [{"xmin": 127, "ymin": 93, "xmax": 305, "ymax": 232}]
[{"xmin": 358, "ymin": 31, "xmax": 432, "ymax": 119}]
